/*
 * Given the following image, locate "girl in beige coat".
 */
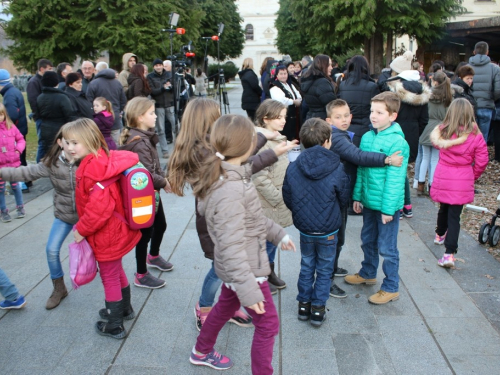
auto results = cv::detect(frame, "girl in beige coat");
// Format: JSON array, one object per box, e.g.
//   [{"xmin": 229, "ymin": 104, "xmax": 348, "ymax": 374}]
[{"xmin": 253, "ymin": 99, "xmax": 296, "ymax": 290}]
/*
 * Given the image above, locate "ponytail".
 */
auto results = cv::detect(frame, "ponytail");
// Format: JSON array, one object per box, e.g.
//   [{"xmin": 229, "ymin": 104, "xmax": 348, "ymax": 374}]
[
  {"xmin": 119, "ymin": 127, "xmax": 131, "ymax": 146},
  {"xmin": 192, "ymin": 154, "xmax": 224, "ymax": 200}
]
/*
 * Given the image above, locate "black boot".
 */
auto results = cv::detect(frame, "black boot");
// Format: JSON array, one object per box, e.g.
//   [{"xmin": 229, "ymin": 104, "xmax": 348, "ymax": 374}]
[
  {"xmin": 269, "ymin": 282, "xmax": 278, "ymax": 295},
  {"xmin": 95, "ymin": 300, "xmax": 127, "ymax": 339},
  {"xmin": 298, "ymin": 301, "xmax": 311, "ymax": 321},
  {"xmin": 99, "ymin": 285, "xmax": 135, "ymax": 320},
  {"xmin": 268, "ymin": 262, "xmax": 286, "ymax": 289},
  {"xmin": 310, "ymin": 305, "xmax": 326, "ymax": 327}
]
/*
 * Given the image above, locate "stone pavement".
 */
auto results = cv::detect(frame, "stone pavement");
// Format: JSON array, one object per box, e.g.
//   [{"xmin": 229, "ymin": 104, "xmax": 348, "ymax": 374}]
[{"xmin": 1, "ymin": 85, "xmax": 500, "ymax": 374}]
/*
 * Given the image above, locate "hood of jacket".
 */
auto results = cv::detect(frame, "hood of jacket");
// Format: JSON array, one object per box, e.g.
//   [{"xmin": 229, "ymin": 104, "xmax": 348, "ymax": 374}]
[
  {"xmin": 127, "ymin": 73, "xmax": 142, "ymax": 85},
  {"xmin": 79, "ymin": 148, "xmax": 139, "ymax": 181},
  {"xmin": 430, "ymin": 125, "xmax": 474, "ymax": 150},
  {"xmin": 469, "ymin": 54, "xmax": 491, "ymax": 67},
  {"xmin": 122, "ymin": 53, "xmax": 138, "ymax": 71},
  {"xmin": 387, "ymin": 79, "xmax": 431, "ymax": 106},
  {"xmin": 238, "ymin": 68, "xmax": 255, "ymax": 79},
  {"xmin": 95, "ymin": 68, "xmax": 118, "ymax": 80},
  {"xmin": 452, "ymin": 78, "xmax": 472, "ymax": 94},
  {"xmin": 121, "ymin": 127, "xmax": 159, "ymax": 149},
  {"xmin": 296, "ymin": 145, "xmax": 341, "ymax": 180}
]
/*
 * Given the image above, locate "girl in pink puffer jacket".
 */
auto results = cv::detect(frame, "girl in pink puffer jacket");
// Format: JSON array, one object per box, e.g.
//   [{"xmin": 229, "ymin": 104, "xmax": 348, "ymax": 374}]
[
  {"xmin": 430, "ymin": 98, "xmax": 488, "ymax": 267},
  {"xmin": 0, "ymin": 103, "xmax": 26, "ymax": 222}
]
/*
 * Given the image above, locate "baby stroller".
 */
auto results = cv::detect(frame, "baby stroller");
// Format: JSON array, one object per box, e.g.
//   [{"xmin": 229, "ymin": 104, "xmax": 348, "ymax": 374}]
[{"xmin": 468, "ymin": 200, "xmax": 500, "ymax": 246}]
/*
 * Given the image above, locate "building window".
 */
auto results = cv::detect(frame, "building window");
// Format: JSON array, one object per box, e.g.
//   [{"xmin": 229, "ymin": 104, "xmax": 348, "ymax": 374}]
[{"xmin": 245, "ymin": 24, "xmax": 254, "ymax": 40}]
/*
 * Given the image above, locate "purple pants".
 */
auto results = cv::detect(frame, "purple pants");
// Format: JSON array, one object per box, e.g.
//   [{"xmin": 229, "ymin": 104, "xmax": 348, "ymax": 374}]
[{"xmin": 195, "ymin": 281, "xmax": 279, "ymax": 375}]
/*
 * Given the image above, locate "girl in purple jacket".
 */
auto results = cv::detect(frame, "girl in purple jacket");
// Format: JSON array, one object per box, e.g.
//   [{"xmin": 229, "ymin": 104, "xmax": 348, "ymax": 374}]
[
  {"xmin": 93, "ymin": 97, "xmax": 116, "ymax": 150},
  {"xmin": 430, "ymin": 98, "xmax": 488, "ymax": 267},
  {"xmin": 0, "ymin": 103, "xmax": 25, "ymax": 222}
]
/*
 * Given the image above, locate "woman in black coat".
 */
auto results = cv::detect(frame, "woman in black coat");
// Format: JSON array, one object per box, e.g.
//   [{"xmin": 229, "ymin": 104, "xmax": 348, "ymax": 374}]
[
  {"xmin": 337, "ymin": 55, "xmax": 380, "ymax": 147},
  {"xmin": 300, "ymin": 54, "xmax": 336, "ymax": 120},
  {"xmin": 238, "ymin": 58, "xmax": 262, "ymax": 121},
  {"xmin": 64, "ymin": 73, "xmax": 94, "ymax": 119}
]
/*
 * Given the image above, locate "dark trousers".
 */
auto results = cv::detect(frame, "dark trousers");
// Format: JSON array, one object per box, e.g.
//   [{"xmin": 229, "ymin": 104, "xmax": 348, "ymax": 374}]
[
  {"xmin": 246, "ymin": 109, "xmax": 256, "ymax": 122},
  {"xmin": 135, "ymin": 199, "xmax": 167, "ymax": 274},
  {"xmin": 436, "ymin": 203, "xmax": 463, "ymax": 254},
  {"xmin": 164, "ymin": 114, "xmax": 173, "ymax": 142},
  {"xmin": 333, "ymin": 205, "xmax": 348, "ymax": 273},
  {"xmin": 492, "ymin": 119, "xmax": 500, "ymax": 161},
  {"xmin": 404, "ymin": 177, "xmax": 411, "ymax": 206}
]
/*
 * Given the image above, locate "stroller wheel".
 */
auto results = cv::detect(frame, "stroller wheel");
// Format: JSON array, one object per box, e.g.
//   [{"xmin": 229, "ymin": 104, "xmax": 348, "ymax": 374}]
[
  {"xmin": 479, "ymin": 223, "xmax": 491, "ymax": 244},
  {"xmin": 488, "ymin": 225, "xmax": 500, "ymax": 247}
]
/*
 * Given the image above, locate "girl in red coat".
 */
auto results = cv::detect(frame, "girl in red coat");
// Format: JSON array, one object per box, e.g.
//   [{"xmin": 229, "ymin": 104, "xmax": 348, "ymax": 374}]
[
  {"xmin": 430, "ymin": 98, "xmax": 488, "ymax": 268},
  {"xmin": 63, "ymin": 118, "xmax": 141, "ymax": 339},
  {"xmin": 0, "ymin": 103, "xmax": 26, "ymax": 222}
]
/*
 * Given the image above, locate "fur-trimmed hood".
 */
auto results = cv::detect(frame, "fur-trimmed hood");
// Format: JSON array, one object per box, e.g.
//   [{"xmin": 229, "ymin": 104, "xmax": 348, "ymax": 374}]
[
  {"xmin": 430, "ymin": 125, "xmax": 470, "ymax": 149},
  {"xmin": 387, "ymin": 79, "xmax": 431, "ymax": 106}
]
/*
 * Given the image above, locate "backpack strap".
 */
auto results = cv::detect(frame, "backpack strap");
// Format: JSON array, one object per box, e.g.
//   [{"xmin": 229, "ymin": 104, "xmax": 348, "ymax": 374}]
[{"xmin": 90, "ymin": 175, "xmax": 128, "ymax": 225}]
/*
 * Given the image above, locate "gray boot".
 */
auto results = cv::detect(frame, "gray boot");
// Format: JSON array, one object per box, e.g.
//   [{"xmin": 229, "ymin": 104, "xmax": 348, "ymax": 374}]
[
  {"xmin": 99, "ymin": 285, "xmax": 135, "ymax": 320},
  {"xmin": 45, "ymin": 277, "xmax": 68, "ymax": 310},
  {"xmin": 95, "ymin": 300, "xmax": 127, "ymax": 339}
]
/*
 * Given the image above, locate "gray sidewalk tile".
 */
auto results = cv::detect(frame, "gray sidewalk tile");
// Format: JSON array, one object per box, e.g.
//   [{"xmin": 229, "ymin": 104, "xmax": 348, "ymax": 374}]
[
  {"xmin": 467, "ymin": 292, "xmax": 500, "ymax": 332},
  {"xmin": 282, "ymin": 348, "xmax": 338, "ymax": 375},
  {"xmin": 447, "ymin": 355, "xmax": 500, "ymax": 375}
]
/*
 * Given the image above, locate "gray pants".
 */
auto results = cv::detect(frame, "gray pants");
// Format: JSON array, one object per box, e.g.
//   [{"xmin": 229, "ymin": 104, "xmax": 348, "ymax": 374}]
[
  {"xmin": 110, "ymin": 129, "xmax": 121, "ymax": 146},
  {"xmin": 155, "ymin": 107, "xmax": 175, "ymax": 152}
]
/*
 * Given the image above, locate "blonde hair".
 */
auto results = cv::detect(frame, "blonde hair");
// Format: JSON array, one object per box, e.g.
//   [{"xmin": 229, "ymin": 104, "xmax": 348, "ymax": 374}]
[
  {"xmin": 440, "ymin": 98, "xmax": 478, "ymax": 140},
  {"xmin": 120, "ymin": 97, "xmax": 155, "ymax": 145},
  {"xmin": 0, "ymin": 103, "xmax": 14, "ymax": 129},
  {"xmin": 168, "ymin": 98, "xmax": 221, "ymax": 196},
  {"xmin": 192, "ymin": 114, "xmax": 256, "ymax": 199},
  {"xmin": 255, "ymin": 99, "xmax": 286, "ymax": 128},
  {"xmin": 61, "ymin": 118, "xmax": 109, "ymax": 157},
  {"xmin": 242, "ymin": 58, "xmax": 254, "ymax": 70},
  {"xmin": 94, "ymin": 97, "xmax": 115, "ymax": 118}
]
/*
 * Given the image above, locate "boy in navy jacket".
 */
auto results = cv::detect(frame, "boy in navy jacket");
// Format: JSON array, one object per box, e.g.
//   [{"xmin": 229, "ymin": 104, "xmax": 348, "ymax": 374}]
[
  {"xmin": 283, "ymin": 118, "xmax": 349, "ymax": 327},
  {"xmin": 325, "ymin": 99, "xmax": 403, "ymax": 298}
]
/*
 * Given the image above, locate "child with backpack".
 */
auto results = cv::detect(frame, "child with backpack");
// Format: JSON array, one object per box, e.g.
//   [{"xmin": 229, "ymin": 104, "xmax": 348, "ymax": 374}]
[
  {"xmin": 0, "ymin": 129, "xmax": 77, "ymax": 310},
  {"xmin": 430, "ymin": 98, "xmax": 488, "ymax": 267},
  {"xmin": 179, "ymin": 114, "xmax": 295, "ymax": 373},
  {"xmin": 93, "ymin": 97, "xmax": 116, "ymax": 151},
  {"xmin": 0, "ymin": 102, "xmax": 26, "ymax": 222},
  {"xmin": 65, "ymin": 118, "xmax": 141, "ymax": 339},
  {"xmin": 119, "ymin": 97, "xmax": 173, "ymax": 289}
]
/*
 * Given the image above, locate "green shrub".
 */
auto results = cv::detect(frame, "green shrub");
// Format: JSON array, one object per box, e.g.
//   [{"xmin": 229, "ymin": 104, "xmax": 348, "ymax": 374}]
[{"xmin": 208, "ymin": 62, "xmax": 238, "ymax": 82}]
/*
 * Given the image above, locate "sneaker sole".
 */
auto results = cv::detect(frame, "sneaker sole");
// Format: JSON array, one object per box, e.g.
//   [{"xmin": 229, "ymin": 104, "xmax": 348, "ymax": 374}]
[
  {"xmin": 329, "ymin": 293, "xmax": 347, "ymax": 298},
  {"xmin": 228, "ymin": 317, "xmax": 254, "ymax": 328},
  {"xmin": 344, "ymin": 278, "xmax": 377, "ymax": 285},
  {"xmin": 310, "ymin": 315, "xmax": 326, "ymax": 327},
  {"xmin": 146, "ymin": 263, "xmax": 174, "ymax": 272},
  {"xmin": 403, "ymin": 213, "xmax": 413, "ymax": 218},
  {"xmin": 0, "ymin": 300, "xmax": 27, "ymax": 309},
  {"xmin": 133, "ymin": 281, "xmax": 166, "ymax": 289},
  {"xmin": 438, "ymin": 262, "xmax": 455, "ymax": 268},
  {"xmin": 16, "ymin": 215, "xmax": 25, "ymax": 219},
  {"xmin": 334, "ymin": 273, "xmax": 348, "ymax": 277},
  {"xmin": 298, "ymin": 314, "xmax": 310, "ymax": 321},
  {"xmin": 189, "ymin": 357, "xmax": 233, "ymax": 370},
  {"xmin": 434, "ymin": 240, "xmax": 445, "ymax": 245},
  {"xmin": 368, "ymin": 295, "xmax": 399, "ymax": 305},
  {"xmin": 95, "ymin": 325, "xmax": 127, "ymax": 339}
]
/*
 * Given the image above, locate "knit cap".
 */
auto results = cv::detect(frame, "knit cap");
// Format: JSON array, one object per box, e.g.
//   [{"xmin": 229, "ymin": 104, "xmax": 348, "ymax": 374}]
[
  {"xmin": 41, "ymin": 71, "xmax": 59, "ymax": 87},
  {"xmin": 0, "ymin": 69, "xmax": 10, "ymax": 86},
  {"xmin": 153, "ymin": 58, "xmax": 163, "ymax": 66},
  {"xmin": 390, "ymin": 51, "xmax": 414, "ymax": 74}
]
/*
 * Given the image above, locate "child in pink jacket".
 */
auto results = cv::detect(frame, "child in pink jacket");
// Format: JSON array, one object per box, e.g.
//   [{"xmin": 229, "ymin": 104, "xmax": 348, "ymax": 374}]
[
  {"xmin": 0, "ymin": 103, "xmax": 26, "ymax": 222},
  {"xmin": 430, "ymin": 98, "xmax": 488, "ymax": 267}
]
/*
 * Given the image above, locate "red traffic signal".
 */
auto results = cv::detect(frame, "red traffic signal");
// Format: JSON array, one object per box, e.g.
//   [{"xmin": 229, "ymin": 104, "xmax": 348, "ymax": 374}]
[
  {"xmin": 211, "ymin": 35, "xmax": 219, "ymax": 41},
  {"xmin": 176, "ymin": 28, "xmax": 186, "ymax": 35}
]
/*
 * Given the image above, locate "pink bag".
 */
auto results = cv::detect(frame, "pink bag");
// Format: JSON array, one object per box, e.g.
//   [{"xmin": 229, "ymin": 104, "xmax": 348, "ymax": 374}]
[{"xmin": 69, "ymin": 239, "xmax": 98, "ymax": 289}]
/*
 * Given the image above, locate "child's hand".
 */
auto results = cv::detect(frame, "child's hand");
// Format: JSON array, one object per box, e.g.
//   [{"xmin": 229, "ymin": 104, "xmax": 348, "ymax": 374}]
[
  {"xmin": 281, "ymin": 238, "xmax": 296, "ymax": 252},
  {"xmin": 389, "ymin": 151, "xmax": 404, "ymax": 167},
  {"xmin": 247, "ymin": 301, "xmax": 266, "ymax": 314},
  {"xmin": 265, "ymin": 130, "xmax": 281, "ymax": 140},
  {"xmin": 274, "ymin": 140, "xmax": 299, "ymax": 156},
  {"xmin": 74, "ymin": 230, "xmax": 84, "ymax": 243},
  {"xmin": 353, "ymin": 201, "xmax": 363, "ymax": 213},
  {"xmin": 163, "ymin": 179, "xmax": 172, "ymax": 193},
  {"xmin": 381, "ymin": 214, "xmax": 393, "ymax": 224}
]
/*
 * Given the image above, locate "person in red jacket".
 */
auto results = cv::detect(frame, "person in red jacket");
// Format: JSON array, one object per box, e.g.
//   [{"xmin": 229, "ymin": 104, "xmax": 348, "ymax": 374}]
[{"xmin": 62, "ymin": 118, "xmax": 141, "ymax": 339}]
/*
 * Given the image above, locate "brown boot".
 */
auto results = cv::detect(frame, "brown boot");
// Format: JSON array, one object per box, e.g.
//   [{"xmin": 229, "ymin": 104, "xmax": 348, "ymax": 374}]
[
  {"xmin": 268, "ymin": 262, "xmax": 286, "ymax": 289},
  {"xmin": 46, "ymin": 277, "xmax": 68, "ymax": 310},
  {"xmin": 417, "ymin": 182, "xmax": 426, "ymax": 197}
]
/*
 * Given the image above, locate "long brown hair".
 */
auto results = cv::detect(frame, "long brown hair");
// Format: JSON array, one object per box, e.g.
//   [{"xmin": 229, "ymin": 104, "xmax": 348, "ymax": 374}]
[
  {"xmin": 192, "ymin": 115, "xmax": 256, "ymax": 199},
  {"xmin": 440, "ymin": 98, "xmax": 478, "ymax": 140},
  {"xmin": 302, "ymin": 54, "xmax": 333, "ymax": 83},
  {"xmin": 120, "ymin": 97, "xmax": 155, "ymax": 145},
  {"xmin": 130, "ymin": 64, "xmax": 150, "ymax": 92},
  {"xmin": 260, "ymin": 56, "xmax": 274, "ymax": 76},
  {"xmin": 167, "ymin": 98, "xmax": 221, "ymax": 196},
  {"xmin": 431, "ymin": 71, "xmax": 452, "ymax": 107}
]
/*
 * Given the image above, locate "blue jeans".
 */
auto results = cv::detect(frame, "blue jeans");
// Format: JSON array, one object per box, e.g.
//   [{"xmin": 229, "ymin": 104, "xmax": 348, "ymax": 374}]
[
  {"xmin": 46, "ymin": 218, "xmax": 73, "ymax": 279},
  {"xmin": 359, "ymin": 207, "xmax": 400, "ymax": 293},
  {"xmin": 199, "ymin": 262, "xmax": 222, "ymax": 308},
  {"xmin": 414, "ymin": 144, "xmax": 423, "ymax": 182},
  {"xmin": 35, "ymin": 119, "xmax": 46, "ymax": 163},
  {"xmin": 418, "ymin": 145, "xmax": 440, "ymax": 185},
  {"xmin": 297, "ymin": 233, "xmax": 338, "ymax": 306},
  {"xmin": 0, "ymin": 267, "xmax": 20, "ymax": 301},
  {"xmin": 266, "ymin": 241, "xmax": 277, "ymax": 263},
  {"xmin": 476, "ymin": 108, "xmax": 494, "ymax": 141},
  {"xmin": 0, "ymin": 179, "xmax": 23, "ymax": 211}
]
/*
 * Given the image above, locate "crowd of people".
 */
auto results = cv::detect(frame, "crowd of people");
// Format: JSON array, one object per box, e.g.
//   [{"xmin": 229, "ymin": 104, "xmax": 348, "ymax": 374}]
[{"xmin": 0, "ymin": 41, "xmax": 498, "ymax": 374}]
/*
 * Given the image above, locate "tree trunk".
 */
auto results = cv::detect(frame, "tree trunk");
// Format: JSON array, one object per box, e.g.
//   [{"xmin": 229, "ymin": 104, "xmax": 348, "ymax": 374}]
[
  {"xmin": 386, "ymin": 31, "xmax": 393, "ymax": 68},
  {"xmin": 365, "ymin": 32, "xmax": 384, "ymax": 74}
]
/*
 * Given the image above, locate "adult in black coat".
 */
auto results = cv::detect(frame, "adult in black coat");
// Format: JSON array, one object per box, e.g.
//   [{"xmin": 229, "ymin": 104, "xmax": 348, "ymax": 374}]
[
  {"xmin": 337, "ymin": 55, "xmax": 380, "ymax": 147},
  {"xmin": 452, "ymin": 64, "xmax": 477, "ymax": 118},
  {"xmin": 238, "ymin": 58, "xmax": 262, "ymax": 121},
  {"xmin": 36, "ymin": 71, "xmax": 76, "ymax": 161},
  {"xmin": 300, "ymin": 54, "xmax": 336, "ymax": 120},
  {"xmin": 64, "ymin": 73, "xmax": 93, "ymax": 119}
]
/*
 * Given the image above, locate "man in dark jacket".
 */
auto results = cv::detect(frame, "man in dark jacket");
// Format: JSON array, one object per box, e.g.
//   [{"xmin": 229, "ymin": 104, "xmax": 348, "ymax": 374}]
[
  {"xmin": 468, "ymin": 41, "xmax": 500, "ymax": 140},
  {"xmin": 0, "ymin": 70, "xmax": 28, "ymax": 169},
  {"xmin": 147, "ymin": 58, "xmax": 174, "ymax": 157},
  {"xmin": 86, "ymin": 62, "xmax": 127, "ymax": 145},
  {"xmin": 26, "ymin": 58, "xmax": 53, "ymax": 121},
  {"xmin": 80, "ymin": 61, "xmax": 95, "ymax": 93},
  {"xmin": 283, "ymin": 118, "xmax": 349, "ymax": 327}
]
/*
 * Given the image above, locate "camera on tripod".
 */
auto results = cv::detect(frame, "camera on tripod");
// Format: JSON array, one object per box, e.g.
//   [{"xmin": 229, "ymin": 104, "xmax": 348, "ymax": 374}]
[{"xmin": 168, "ymin": 44, "xmax": 196, "ymax": 74}]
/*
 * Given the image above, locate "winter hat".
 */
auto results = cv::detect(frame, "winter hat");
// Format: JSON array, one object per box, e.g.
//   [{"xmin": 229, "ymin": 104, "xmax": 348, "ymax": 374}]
[
  {"xmin": 0, "ymin": 69, "xmax": 10, "ymax": 86},
  {"xmin": 397, "ymin": 70, "xmax": 420, "ymax": 82},
  {"xmin": 153, "ymin": 58, "xmax": 163, "ymax": 66},
  {"xmin": 390, "ymin": 51, "xmax": 414, "ymax": 74},
  {"xmin": 41, "ymin": 71, "xmax": 59, "ymax": 87}
]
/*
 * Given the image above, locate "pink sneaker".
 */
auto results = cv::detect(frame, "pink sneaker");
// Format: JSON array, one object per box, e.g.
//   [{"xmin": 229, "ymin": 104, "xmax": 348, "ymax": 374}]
[
  {"xmin": 434, "ymin": 232, "xmax": 446, "ymax": 245},
  {"xmin": 229, "ymin": 308, "xmax": 253, "ymax": 327},
  {"xmin": 194, "ymin": 302, "xmax": 212, "ymax": 331},
  {"xmin": 438, "ymin": 253, "xmax": 455, "ymax": 268}
]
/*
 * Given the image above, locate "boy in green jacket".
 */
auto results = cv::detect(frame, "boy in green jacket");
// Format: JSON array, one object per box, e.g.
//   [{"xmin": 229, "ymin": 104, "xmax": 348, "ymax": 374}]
[{"xmin": 344, "ymin": 92, "xmax": 409, "ymax": 305}]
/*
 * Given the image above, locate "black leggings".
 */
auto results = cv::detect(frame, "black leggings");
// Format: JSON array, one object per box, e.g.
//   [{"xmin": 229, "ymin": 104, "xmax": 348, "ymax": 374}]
[
  {"xmin": 135, "ymin": 199, "xmax": 167, "ymax": 274},
  {"xmin": 436, "ymin": 203, "xmax": 463, "ymax": 254}
]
